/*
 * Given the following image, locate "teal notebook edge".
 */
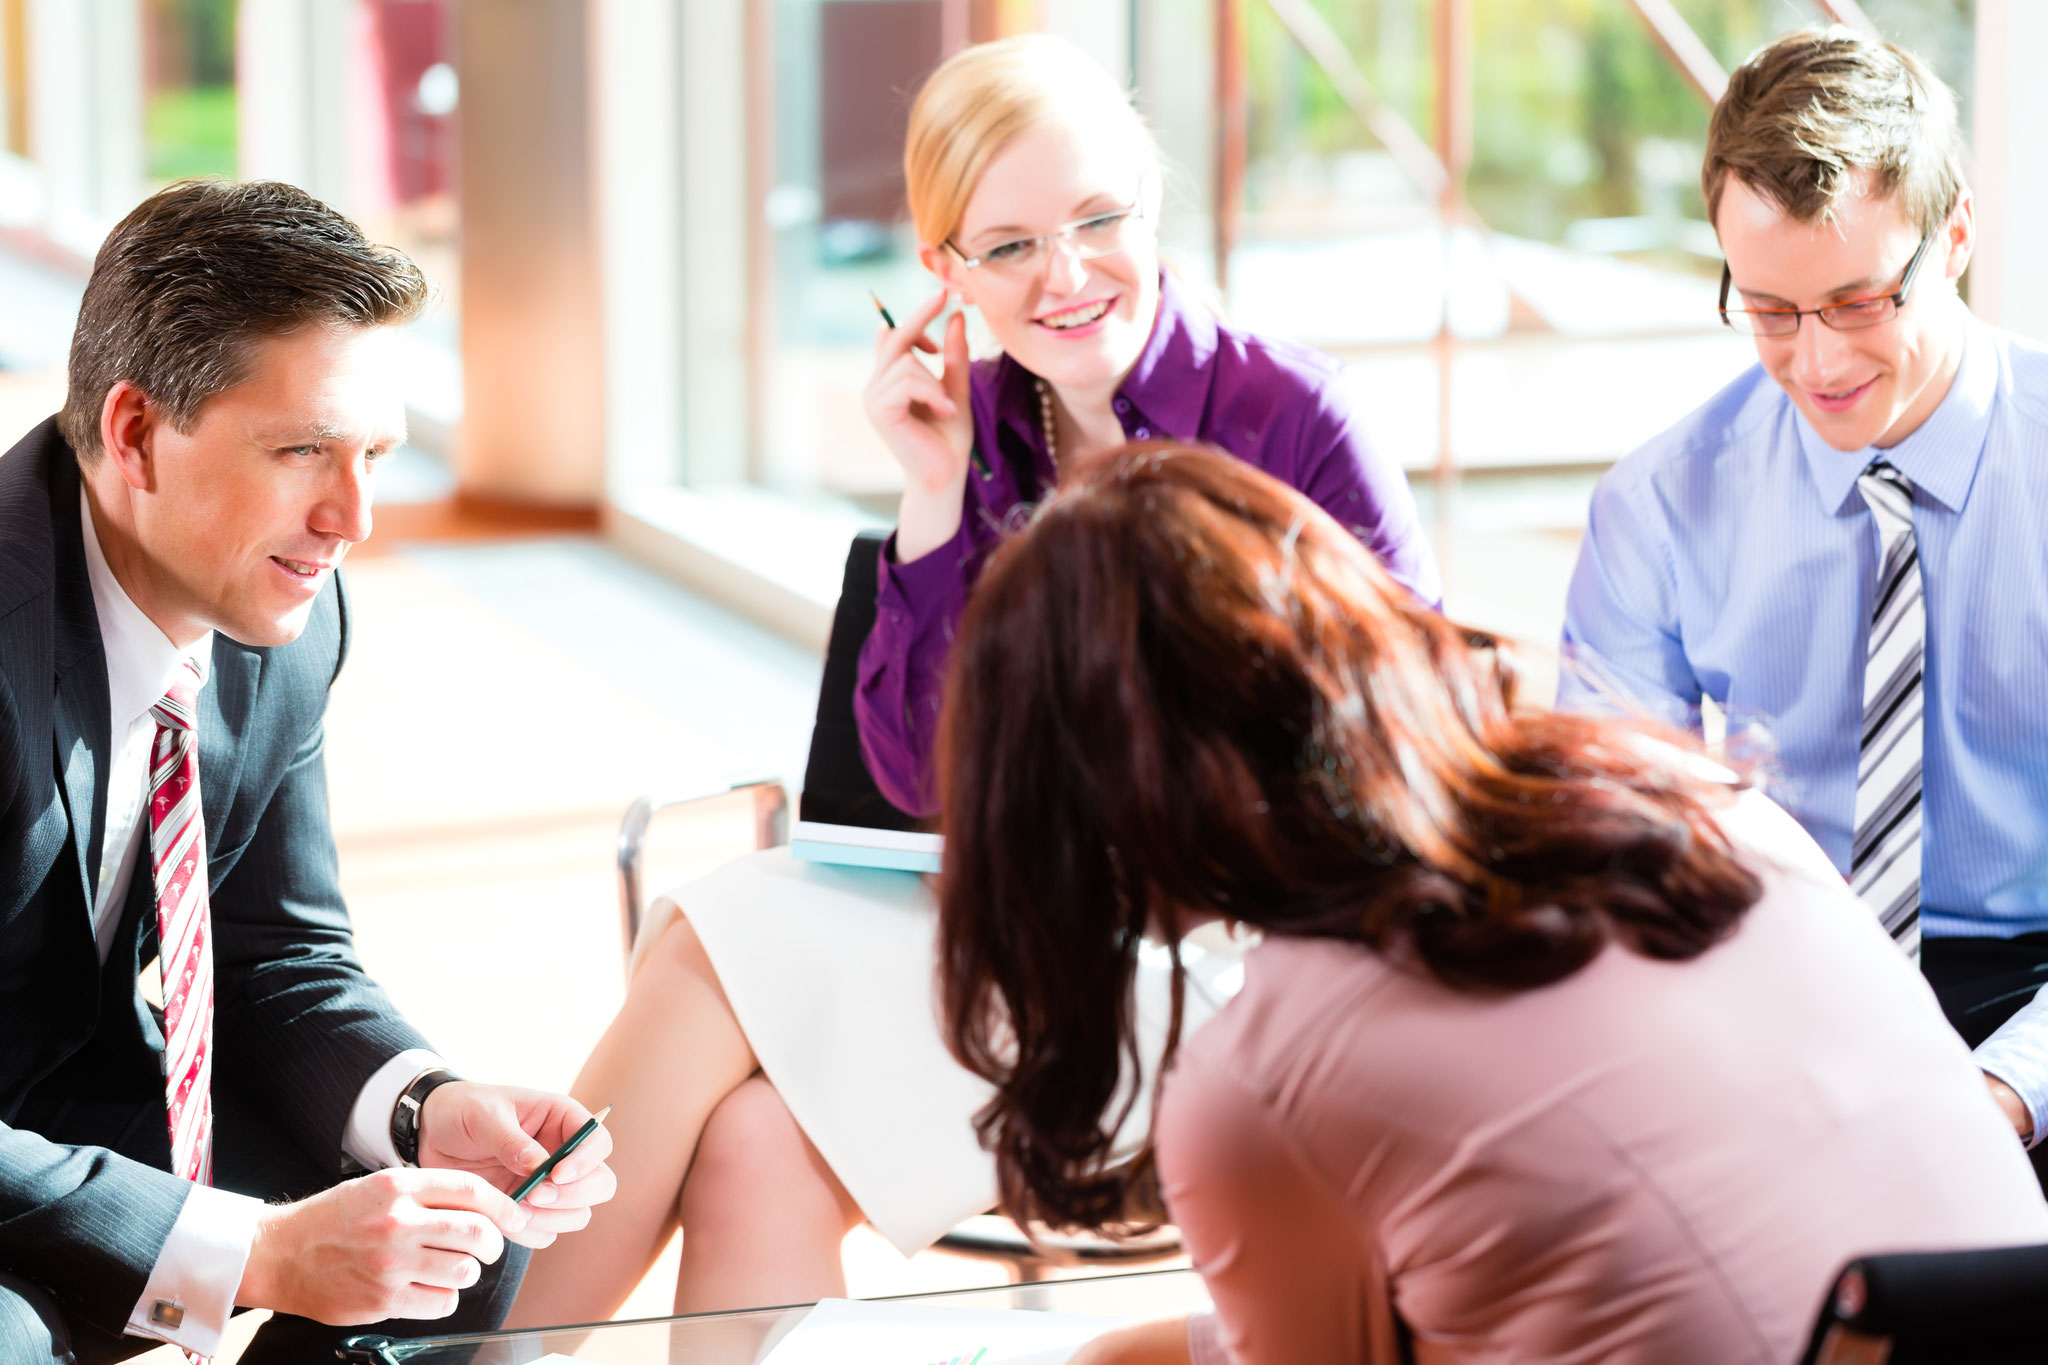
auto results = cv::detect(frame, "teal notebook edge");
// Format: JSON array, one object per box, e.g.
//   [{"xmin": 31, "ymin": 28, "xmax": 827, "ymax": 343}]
[{"xmin": 790, "ymin": 837, "xmax": 943, "ymax": 875}]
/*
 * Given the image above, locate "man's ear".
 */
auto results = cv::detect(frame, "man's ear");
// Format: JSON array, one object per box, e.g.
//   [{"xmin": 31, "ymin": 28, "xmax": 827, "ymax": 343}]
[
  {"xmin": 1943, "ymin": 191, "xmax": 1976, "ymax": 284},
  {"xmin": 97, "ymin": 382, "xmax": 158, "ymax": 494}
]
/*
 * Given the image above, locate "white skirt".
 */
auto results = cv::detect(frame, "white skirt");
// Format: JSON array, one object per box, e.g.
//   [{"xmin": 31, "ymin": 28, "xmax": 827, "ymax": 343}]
[{"xmin": 642, "ymin": 848, "xmax": 1244, "ymax": 1255}]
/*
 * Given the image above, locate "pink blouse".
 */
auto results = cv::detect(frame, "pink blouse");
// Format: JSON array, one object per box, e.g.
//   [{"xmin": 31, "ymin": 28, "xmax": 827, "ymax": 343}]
[{"xmin": 1163, "ymin": 791, "xmax": 2048, "ymax": 1364}]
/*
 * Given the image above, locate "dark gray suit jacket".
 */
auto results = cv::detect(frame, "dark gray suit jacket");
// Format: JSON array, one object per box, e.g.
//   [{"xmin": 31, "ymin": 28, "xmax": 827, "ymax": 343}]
[{"xmin": 0, "ymin": 418, "xmax": 432, "ymax": 1335}]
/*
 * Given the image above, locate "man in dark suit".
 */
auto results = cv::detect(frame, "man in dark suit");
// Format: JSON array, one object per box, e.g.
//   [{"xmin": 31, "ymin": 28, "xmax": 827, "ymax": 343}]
[{"xmin": 0, "ymin": 180, "xmax": 616, "ymax": 1362}]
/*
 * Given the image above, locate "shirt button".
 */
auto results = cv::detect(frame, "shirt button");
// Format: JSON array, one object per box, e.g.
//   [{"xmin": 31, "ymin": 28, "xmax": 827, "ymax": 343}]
[
  {"xmin": 1114, "ymin": 399, "xmax": 1130, "ymax": 414},
  {"xmin": 1135, "ymin": 427, "xmax": 1151, "ymax": 440}
]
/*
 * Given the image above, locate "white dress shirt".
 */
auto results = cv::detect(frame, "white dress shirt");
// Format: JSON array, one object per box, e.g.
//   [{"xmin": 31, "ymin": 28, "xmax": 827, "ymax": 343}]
[{"xmin": 80, "ymin": 489, "xmax": 444, "ymax": 1354}]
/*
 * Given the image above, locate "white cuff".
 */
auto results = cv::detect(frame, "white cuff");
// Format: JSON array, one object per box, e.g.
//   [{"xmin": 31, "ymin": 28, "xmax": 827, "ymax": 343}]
[
  {"xmin": 126, "ymin": 1183, "xmax": 263, "ymax": 1356},
  {"xmin": 1972, "ymin": 986, "xmax": 2048, "ymax": 1150},
  {"xmin": 344, "ymin": 1048, "xmax": 448, "ymax": 1170}
]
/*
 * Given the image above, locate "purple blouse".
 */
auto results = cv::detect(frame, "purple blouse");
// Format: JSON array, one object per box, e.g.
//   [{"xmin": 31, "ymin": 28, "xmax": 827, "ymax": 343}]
[{"xmin": 854, "ymin": 268, "xmax": 1442, "ymax": 816}]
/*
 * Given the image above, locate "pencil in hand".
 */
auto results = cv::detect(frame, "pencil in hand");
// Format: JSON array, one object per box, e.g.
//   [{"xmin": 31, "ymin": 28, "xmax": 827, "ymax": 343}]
[{"xmin": 871, "ymin": 289, "xmax": 990, "ymax": 480}]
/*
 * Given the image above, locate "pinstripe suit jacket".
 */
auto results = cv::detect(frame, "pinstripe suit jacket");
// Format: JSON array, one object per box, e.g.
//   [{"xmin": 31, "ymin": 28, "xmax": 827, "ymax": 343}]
[{"xmin": 0, "ymin": 418, "xmax": 432, "ymax": 1335}]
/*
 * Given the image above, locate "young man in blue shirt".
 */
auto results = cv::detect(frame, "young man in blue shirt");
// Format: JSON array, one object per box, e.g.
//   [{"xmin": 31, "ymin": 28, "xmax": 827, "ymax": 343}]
[{"xmin": 1561, "ymin": 27, "xmax": 2048, "ymax": 1174}]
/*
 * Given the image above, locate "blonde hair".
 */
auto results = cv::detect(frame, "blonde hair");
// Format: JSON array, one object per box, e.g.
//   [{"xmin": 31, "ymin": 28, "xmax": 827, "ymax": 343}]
[
  {"xmin": 904, "ymin": 35, "xmax": 1160, "ymax": 249},
  {"xmin": 1703, "ymin": 26, "xmax": 1965, "ymax": 238}
]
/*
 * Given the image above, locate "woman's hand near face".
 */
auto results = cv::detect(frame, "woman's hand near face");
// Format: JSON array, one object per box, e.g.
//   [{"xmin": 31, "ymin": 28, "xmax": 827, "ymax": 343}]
[
  {"xmin": 1068, "ymin": 1315, "xmax": 1195, "ymax": 1365},
  {"xmin": 865, "ymin": 288, "xmax": 974, "ymax": 562}
]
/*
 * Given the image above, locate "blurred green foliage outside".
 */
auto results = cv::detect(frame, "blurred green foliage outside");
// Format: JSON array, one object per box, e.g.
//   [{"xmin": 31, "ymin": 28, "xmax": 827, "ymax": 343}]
[
  {"xmin": 144, "ymin": 0, "xmax": 238, "ymax": 184},
  {"xmin": 147, "ymin": 84, "xmax": 237, "ymax": 182},
  {"xmin": 1239, "ymin": 0, "xmax": 1974, "ymax": 267}
]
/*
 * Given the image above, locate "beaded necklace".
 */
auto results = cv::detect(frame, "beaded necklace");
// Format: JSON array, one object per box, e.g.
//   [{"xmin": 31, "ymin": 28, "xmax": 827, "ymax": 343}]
[{"xmin": 1034, "ymin": 376, "xmax": 1058, "ymax": 467}]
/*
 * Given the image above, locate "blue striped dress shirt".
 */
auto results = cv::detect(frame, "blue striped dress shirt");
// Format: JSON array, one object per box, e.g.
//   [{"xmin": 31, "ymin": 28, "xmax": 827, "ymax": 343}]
[{"xmin": 1559, "ymin": 318, "xmax": 2048, "ymax": 1138}]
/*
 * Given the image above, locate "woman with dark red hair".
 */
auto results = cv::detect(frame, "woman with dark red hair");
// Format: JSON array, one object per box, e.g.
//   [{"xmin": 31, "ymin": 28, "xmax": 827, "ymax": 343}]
[{"xmin": 937, "ymin": 446, "xmax": 2046, "ymax": 1365}]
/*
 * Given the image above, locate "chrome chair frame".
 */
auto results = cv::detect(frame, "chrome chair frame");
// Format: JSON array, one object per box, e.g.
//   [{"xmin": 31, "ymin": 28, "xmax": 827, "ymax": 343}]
[{"xmin": 615, "ymin": 774, "xmax": 791, "ymax": 973}]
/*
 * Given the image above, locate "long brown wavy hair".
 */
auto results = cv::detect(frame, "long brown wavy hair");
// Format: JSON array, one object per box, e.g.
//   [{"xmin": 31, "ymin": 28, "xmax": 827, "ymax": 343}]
[{"xmin": 936, "ymin": 444, "xmax": 1763, "ymax": 1234}]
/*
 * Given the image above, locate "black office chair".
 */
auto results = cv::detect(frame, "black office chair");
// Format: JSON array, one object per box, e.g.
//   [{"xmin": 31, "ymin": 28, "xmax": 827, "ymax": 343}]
[
  {"xmin": 793, "ymin": 528, "xmax": 929, "ymax": 832},
  {"xmin": 618, "ymin": 529, "xmax": 1182, "ymax": 1283},
  {"xmin": 1800, "ymin": 1242, "xmax": 2048, "ymax": 1364}
]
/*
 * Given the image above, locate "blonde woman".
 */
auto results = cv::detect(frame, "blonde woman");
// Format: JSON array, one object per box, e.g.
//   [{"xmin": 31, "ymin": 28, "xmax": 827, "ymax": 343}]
[
  {"xmin": 858, "ymin": 35, "xmax": 1437, "ymax": 814},
  {"xmin": 508, "ymin": 35, "xmax": 1437, "ymax": 1326}
]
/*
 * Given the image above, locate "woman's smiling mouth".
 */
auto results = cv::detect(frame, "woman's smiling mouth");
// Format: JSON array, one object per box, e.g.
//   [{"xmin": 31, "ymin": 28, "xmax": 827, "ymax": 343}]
[{"xmin": 1036, "ymin": 296, "xmax": 1115, "ymax": 331}]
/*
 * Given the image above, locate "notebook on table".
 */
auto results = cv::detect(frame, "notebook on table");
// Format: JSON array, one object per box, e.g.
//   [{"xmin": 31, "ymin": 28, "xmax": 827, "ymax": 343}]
[{"xmin": 789, "ymin": 820, "xmax": 943, "ymax": 875}]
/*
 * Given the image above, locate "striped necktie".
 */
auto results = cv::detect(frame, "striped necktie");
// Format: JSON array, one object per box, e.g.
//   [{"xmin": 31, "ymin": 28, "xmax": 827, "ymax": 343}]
[
  {"xmin": 149, "ymin": 659, "xmax": 216, "ymax": 1194},
  {"xmin": 1851, "ymin": 462, "xmax": 1923, "ymax": 960}
]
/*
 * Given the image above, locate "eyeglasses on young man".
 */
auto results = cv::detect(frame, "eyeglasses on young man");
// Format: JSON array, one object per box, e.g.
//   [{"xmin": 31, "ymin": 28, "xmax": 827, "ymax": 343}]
[{"xmin": 1718, "ymin": 231, "xmax": 1935, "ymax": 338}]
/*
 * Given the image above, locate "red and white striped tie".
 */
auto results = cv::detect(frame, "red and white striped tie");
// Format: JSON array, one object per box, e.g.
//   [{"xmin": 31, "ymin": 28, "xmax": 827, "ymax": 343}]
[{"xmin": 149, "ymin": 658, "xmax": 216, "ymax": 1203}]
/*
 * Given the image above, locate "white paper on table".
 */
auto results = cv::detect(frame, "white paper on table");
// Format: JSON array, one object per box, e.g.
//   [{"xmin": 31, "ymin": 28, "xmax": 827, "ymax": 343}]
[{"xmin": 759, "ymin": 1296, "xmax": 1122, "ymax": 1365}]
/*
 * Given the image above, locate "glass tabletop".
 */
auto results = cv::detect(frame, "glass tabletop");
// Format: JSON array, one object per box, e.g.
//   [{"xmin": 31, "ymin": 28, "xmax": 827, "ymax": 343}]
[{"xmin": 338, "ymin": 1267, "xmax": 1210, "ymax": 1364}]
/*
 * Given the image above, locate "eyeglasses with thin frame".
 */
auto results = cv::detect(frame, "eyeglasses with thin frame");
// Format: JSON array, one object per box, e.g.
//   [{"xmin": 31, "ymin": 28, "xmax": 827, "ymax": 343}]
[
  {"xmin": 1719, "ymin": 231, "xmax": 1934, "ymax": 338},
  {"xmin": 945, "ymin": 193, "xmax": 1151, "ymax": 279}
]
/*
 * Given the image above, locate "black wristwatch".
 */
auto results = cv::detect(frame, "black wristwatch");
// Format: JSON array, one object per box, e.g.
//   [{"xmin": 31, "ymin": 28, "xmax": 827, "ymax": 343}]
[{"xmin": 391, "ymin": 1066, "xmax": 461, "ymax": 1167}]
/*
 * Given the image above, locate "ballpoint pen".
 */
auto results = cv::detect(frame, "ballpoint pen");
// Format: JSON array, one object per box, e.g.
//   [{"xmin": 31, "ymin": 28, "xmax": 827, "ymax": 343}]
[{"xmin": 510, "ymin": 1103, "xmax": 613, "ymax": 1204}]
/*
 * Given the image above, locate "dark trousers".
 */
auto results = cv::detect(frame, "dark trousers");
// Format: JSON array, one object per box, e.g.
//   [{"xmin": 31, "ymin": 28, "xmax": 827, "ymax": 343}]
[
  {"xmin": 1922, "ymin": 932, "xmax": 2048, "ymax": 1196},
  {"xmin": 0, "ymin": 1079, "xmax": 526, "ymax": 1365}
]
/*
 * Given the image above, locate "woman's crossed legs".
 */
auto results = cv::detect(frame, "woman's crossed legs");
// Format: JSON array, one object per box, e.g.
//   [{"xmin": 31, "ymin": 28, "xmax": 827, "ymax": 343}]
[{"xmin": 506, "ymin": 915, "xmax": 864, "ymax": 1329}]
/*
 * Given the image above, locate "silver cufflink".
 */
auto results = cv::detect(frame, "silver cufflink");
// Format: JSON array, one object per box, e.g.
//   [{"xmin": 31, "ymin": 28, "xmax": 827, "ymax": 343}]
[{"xmin": 150, "ymin": 1300, "xmax": 185, "ymax": 1329}]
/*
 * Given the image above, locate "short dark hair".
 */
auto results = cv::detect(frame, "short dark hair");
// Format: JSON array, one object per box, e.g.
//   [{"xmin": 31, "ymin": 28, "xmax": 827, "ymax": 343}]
[
  {"xmin": 938, "ymin": 445, "xmax": 1763, "ymax": 1231},
  {"xmin": 1704, "ymin": 26, "xmax": 1965, "ymax": 239},
  {"xmin": 59, "ymin": 179, "xmax": 430, "ymax": 463}
]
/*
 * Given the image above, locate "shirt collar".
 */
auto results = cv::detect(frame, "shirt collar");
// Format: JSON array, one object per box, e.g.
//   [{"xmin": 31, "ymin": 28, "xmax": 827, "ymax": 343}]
[
  {"xmin": 1799, "ymin": 316, "xmax": 1997, "ymax": 516},
  {"xmin": 1116, "ymin": 267, "xmax": 1218, "ymax": 438},
  {"xmin": 78, "ymin": 485, "xmax": 213, "ymax": 729},
  {"xmin": 993, "ymin": 267, "xmax": 1220, "ymax": 448}
]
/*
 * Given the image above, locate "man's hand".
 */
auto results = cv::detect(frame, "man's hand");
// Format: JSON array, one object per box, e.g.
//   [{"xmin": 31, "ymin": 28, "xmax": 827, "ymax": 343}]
[
  {"xmin": 1986, "ymin": 1073, "xmax": 2035, "ymax": 1142},
  {"xmin": 237, "ymin": 1168, "xmax": 524, "ymax": 1324},
  {"xmin": 418, "ymin": 1082, "xmax": 618, "ymax": 1248},
  {"xmin": 1068, "ymin": 1315, "xmax": 1194, "ymax": 1365}
]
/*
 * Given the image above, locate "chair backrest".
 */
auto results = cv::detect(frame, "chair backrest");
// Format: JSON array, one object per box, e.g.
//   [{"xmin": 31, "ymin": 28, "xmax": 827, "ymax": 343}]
[
  {"xmin": 1800, "ymin": 1241, "xmax": 2048, "ymax": 1364},
  {"xmin": 798, "ymin": 529, "xmax": 923, "ymax": 832}
]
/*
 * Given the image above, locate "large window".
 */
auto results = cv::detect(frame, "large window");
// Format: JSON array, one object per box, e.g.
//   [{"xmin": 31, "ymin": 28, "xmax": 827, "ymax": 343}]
[
  {"xmin": 759, "ymin": 0, "xmax": 954, "ymax": 504},
  {"xmin": 143, "ymin": 0, "xmax": 237, "ymax": 182},
  {"xmin": 621, "ymin": 0, "xmax": 1981, "ymax": 643},
  {"xmin": 1229, "ymin": 0, "xmax": 1972, "ymax": 267},
  {"xmin": 353, "ymin": 0, "xmax": 461, "ymax": 461},
  {"xmin": 718, "ymin": 0, "xmax": 1972, "ymax": 507},
  {"xmin": 1195, "ymin": 0, "xmax": 1970, "ymax": 471}
]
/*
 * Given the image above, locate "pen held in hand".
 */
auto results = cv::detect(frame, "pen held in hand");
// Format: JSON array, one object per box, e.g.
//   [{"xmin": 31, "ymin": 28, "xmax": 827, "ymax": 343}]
[
  {"xmin": 871, "ymin": 288, "xmax": 992, "ymax": 480},
  {"xmin": 510, "ymin": 1103, "xmax": 612, "ymax": 1204}
]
